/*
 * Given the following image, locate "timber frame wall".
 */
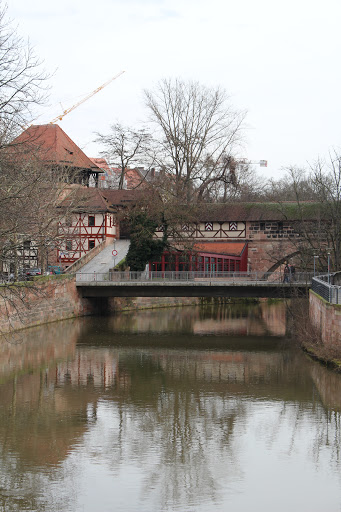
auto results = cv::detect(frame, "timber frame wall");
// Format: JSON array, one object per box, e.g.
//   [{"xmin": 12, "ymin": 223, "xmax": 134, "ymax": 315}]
[{"xmin": 57, "ymin": 212, "xmax": 116, "ymax": 266}]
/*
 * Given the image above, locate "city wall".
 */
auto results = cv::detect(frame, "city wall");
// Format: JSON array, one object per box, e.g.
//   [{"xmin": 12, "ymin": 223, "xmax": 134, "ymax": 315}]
[
  {"xmin": 246, "ymin": 221, "xmax": 298, "ymax": 272},
  {"xmin": 0, "ymin": 276, "xmax": 94, "ymax": 334},
  {"xmin": 0, "ymin": 276, "xmax": 201, "ymax": 334},
  {"xmin": 309, "ymin": 291, "xmax": 341, "ymax": 347}
]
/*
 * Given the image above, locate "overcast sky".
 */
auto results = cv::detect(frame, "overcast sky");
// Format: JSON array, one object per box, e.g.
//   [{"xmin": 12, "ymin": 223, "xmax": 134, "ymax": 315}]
[{"xmin": 8, "ymin": 0, "xmax": 341, "ymax": 179}]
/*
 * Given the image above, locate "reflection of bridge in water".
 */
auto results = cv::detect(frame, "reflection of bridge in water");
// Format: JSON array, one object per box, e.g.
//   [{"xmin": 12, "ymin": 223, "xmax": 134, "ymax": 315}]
[{"xmin": 76, "ymin": 271, "xmax": 313, "ymax": 298}]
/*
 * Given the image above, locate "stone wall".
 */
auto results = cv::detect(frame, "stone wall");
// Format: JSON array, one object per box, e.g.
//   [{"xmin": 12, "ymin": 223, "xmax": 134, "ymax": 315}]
[
  {"xmin": 0, "ymin": 277, "xmax": 203, "ymax": 334},
  {"xmin": 246, "ymin": 221, "xmax": 298, "ymax": 272},
  {"xmin": 0, "ymin": 276, "xmax": 95, "ymax": 334},
  {"xmin": 309, "ymin": 291, "xmax": 341, "ymax": 347},
  {"xmin": 108, "ymin": 296, "xmax": 201, "ymax": 312}
]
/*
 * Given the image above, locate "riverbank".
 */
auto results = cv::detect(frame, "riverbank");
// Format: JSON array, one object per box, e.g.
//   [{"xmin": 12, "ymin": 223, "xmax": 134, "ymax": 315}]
[
  {"xmin": 0, "ymin": 275, "xmax": 94, "ymax": 334},
  {"xmin": 302, "ymin": 345, "xmax": 341, "ymax": 372},
  {"xmin": 292, "ymin": 292, "xmax": 341, "ymax": 371}
]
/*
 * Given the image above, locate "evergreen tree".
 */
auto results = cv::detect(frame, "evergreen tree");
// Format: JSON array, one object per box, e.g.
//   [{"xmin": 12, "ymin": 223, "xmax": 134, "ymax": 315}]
[{"xmin": 126, "ymin": 212, "xmax": 168, "ymax": 271}]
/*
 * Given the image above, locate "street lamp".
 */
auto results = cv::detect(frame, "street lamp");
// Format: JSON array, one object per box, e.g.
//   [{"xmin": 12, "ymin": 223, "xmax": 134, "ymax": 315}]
[
  {"xmin": 327, "ymin": 248, "xmax": 332, "ymax": 284},
  {"xmin": 313, "ymin": 255, "xmax": 319, "ymax": 277}
]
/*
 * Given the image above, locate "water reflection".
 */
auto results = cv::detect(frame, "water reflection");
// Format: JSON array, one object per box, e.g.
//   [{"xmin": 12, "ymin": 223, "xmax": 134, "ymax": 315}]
[
  {"xmin": 0, "ymin": 303, "xmax": 340, "ymax": 511},
  {"xmin": 101, "ymin": 301, "xmax": 287, "ymax": 337}
]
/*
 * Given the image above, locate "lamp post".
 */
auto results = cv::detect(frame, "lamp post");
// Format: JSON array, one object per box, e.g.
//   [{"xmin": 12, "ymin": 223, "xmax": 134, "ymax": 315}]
[
  {"xmin": 327, "ymin": 248, "xmax": 332, "ymax": 284},
  {"xmin": 313, "ymin": 255, "xmax": 319, "ymax": 277}
]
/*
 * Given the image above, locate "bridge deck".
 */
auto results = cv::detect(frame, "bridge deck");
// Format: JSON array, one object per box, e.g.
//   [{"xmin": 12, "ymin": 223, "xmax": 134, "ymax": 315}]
[{"xmin": 76, "ymin": 271, "xmax": 312, "ymax": 298}]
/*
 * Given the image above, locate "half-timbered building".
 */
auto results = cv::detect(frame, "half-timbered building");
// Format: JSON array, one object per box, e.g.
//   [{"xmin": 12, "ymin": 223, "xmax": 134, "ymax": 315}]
[
  {"xmin": 56, "ymin": 188, "xmax": 142, "ymax": 267},
  {"xmin": 5, "ymin": 122, "xmax": 324, "ymax": 275},
  {"xmin": 151, "ymin": 202, "xmax": 318, "ymax": 273}
]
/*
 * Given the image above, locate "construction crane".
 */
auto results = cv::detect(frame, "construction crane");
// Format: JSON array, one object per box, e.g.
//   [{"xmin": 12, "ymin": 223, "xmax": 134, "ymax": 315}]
[
  {"xmin": 237, "ymin": 159, "xmax": 268, "ymax": 167},
  {"xmin": 49, "ymin": 70, "xmax": 125, "ymax": 124}
]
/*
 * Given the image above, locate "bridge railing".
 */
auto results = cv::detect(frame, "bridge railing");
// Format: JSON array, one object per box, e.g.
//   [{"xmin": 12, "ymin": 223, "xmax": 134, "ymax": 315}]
[
  {"xmin": 76, "ymin": 270, "xmax": 314, "ymax": 284},
  {"xmin": 311, "ymin": 273, "xmax": 341, "ymax": 304}
]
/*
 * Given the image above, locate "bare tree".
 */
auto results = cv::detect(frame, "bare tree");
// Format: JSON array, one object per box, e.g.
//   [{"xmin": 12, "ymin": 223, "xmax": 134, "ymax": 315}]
[
  {"xmin": 310, "ymin": 152, "xmax": 341, "ymax": 270},
  {"xmin": 267, "ymin": 154, "xmax": 341, "ymax": 271},
  {"xmin": 266, "ymin": 168, "xmax": 318, "ymax": 202},
  {"xmin": 0, "ymin": 3, "xmax": 51, "ymax": 284},
  {"xmin": 96, "ymin": 123, "xmax": 153, "ymax": 189},
  {"xmin": 0, "ymin": 3, "xmax": 48, "ymax": 140},
  {"xmin": 0, "ymin": 143, "xmax": 86, "ymax": 278},
  {"xmin": 206, "ymin": 159, "xmax": 265, "ymax": 202},
  {"xmin": 144, "ymin": 78, "xmax": 246, "ymax": 203}
]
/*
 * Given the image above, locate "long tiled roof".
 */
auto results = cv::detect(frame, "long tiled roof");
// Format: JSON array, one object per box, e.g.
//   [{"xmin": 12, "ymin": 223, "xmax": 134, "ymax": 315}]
[
  {"xmin": 101, "ymin": 188, "xmax": 147, "ymax": 206},
  {"xmin": 199, "ymin": 202, "xmax": 324, "ymax": 221},
  {"xmin": 193, "ymin": 242, "xmax": 246, "ymax": 256}
]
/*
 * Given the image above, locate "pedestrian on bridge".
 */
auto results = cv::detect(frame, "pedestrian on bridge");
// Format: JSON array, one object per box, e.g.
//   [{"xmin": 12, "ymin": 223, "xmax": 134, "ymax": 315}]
[{"xmin": 283, "ymin": 263, "xmax": 290, "ymax": 283}]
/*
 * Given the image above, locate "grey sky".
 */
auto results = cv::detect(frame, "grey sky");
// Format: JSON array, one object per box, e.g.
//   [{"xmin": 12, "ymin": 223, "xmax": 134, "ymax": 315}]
[{"xmin": 8, "ymin": 0, "xmax": 341, "ymax": 179}]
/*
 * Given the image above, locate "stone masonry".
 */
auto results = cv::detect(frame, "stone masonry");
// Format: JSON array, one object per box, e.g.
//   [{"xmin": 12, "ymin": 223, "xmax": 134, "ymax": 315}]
[
  {"xmin": 0, "ymin": 276, "xmax": 94, "ymax": 334},
  {"xmin": 246, "ymin": 220, "xmax": 299, "ymax": 272},
  {"xmin": 309, "ymin": 291, "xmax": 341, "ymax": 347},
  {"xmin": 0, "ymin": 276, "xmax": 202, "ymax": 334}
]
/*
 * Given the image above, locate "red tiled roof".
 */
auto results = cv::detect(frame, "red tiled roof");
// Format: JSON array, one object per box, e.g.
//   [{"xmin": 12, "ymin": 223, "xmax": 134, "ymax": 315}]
[
  {"xmin": 11, "ymin": 124, "xmax": 101, "ymax": 171},
  {"xmin": 90, "ymin": 157, "xmax": 110, "ymax": 172},
  {"xmin": 194, "ymin": 241, "xmax": 246, "ymax": 257},
  {"xmin": 101, "ymin": 188, "xmax": 148, "ymax": 206},
  {"xmin": 58, "ymin": 186, "xmax": 111, "ymax": 212},
  {"xmin": 59, "ymin": 186, "xmax": 145, "ymax": 212},
  {"xmin": 111, "ymin": 167, "xmax": 148, "ymax": 189}
]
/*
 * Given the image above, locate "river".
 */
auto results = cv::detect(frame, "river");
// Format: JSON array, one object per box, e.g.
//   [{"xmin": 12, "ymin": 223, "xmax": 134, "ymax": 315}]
[{"xmin": 0, "ymin": 301, "xmax": 341, "ymax": 512}]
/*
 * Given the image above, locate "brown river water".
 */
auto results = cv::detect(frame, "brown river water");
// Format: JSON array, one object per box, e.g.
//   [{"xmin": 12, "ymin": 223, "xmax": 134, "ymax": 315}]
[{"xmin": 0, "ymin": 301, "xmax": 341, "ymax": 512}]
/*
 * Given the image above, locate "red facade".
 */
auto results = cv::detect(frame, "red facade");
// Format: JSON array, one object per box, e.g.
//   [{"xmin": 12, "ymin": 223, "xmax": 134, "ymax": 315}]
[{"xmin": 149, "ymin": 243, "xmax": 248, "ymax": 273}]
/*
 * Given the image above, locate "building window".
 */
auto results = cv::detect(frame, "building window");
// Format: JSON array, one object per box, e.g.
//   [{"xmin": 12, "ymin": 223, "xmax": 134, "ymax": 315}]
[
  {"xmin": 66, "ymin": 240, "xmax": 72, "ymax": 251},
  {"xmin": 89, "ymin": 240, "xmax": 95, "ymax": 250},
  {"xmin": 278, "ymin": 222, "xmax": 283, "ymax": 231},
  {"xmin": 88, "ymin": 215, "xmax": 95, "ymax": 227},
  {"xmin": 23, "ymin": 240, "xmax": 31, "ymax": 250},
  {"xmin": 260, "ymin": 222, "xmax": 265, "ymax": 231},
  {"xmin": 217, "ymin": 258, "xmax": 223, "ymax": 271}
]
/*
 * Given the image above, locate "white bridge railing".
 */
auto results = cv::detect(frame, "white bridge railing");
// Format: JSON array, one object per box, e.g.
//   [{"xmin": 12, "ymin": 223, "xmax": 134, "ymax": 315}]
[
  {"xmin": 311, "ymin": 273, "xmax": 341, "ymax": 304},
  {"xmin": 76, "ymin": 271, "xmax": 314, "ymax": 285}
]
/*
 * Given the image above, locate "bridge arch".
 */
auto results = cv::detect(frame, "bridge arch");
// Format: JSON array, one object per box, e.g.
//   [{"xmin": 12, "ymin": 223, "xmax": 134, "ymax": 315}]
[{"xmin": 265, "ymin": 251, "xmax": 301, "ymax": 274}]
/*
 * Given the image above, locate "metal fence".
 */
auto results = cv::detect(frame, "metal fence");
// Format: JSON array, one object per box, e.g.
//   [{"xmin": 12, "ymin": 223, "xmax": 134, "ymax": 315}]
[
  {"xmin": 76, "ymin": 270, "xmax": 314, "ymax": 285},
  {"xmin": 311, "ymin": 273, "xmax": 341, "ymax": 304}
]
